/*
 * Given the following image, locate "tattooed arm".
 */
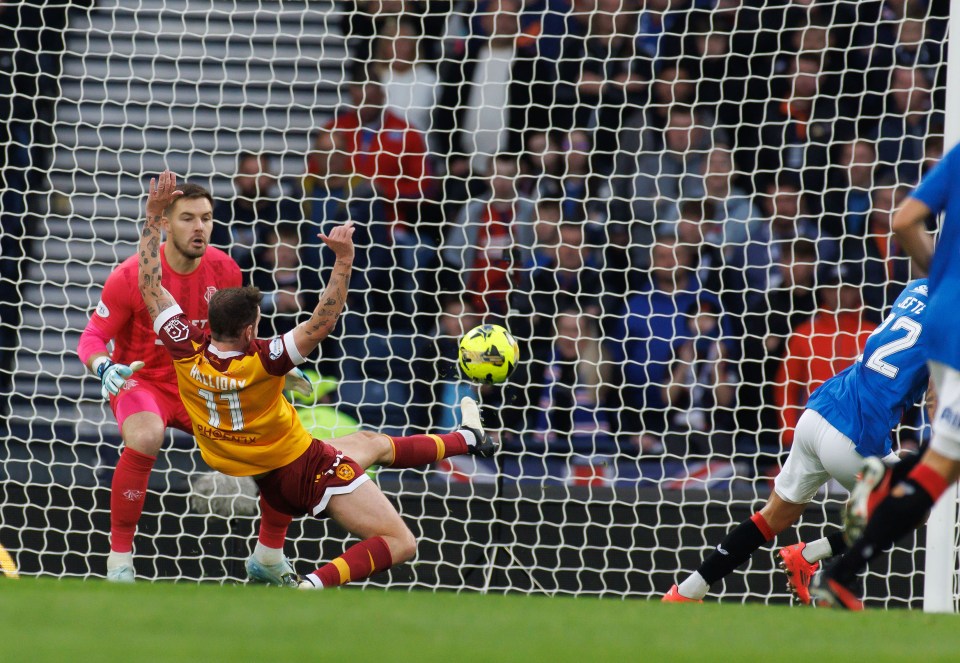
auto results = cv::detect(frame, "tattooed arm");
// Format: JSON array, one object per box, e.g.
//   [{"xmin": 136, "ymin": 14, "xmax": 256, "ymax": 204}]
[
  {"xmin": 291, "ymin": 221, "xmax": 356, "ymax": 357},
  {"xmin": 138, "ymin": 170, "xmax": 182, "ymax": 323}
]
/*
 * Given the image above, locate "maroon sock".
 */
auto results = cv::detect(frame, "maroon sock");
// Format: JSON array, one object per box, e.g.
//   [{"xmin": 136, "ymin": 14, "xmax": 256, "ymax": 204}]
[
  {"xmin": 388, "ymin": 433, "xmax": 468, "ymax": 468},
  {"xmin": 257, "ymin": 495, "xmax": 292, "ymax": 549},
  {"xmin": 305, "ymin": 536, "xmax": 393, "ymax": 587},
  {"xmin": 110, "ymin": 448, "xmax": 156, "ymax": 553}
]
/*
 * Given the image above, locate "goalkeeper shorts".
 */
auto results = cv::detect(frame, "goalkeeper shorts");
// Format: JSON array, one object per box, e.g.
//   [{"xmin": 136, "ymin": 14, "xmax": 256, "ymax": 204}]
[
  {"xmin": 255, "ymin": 438, "xmax": 369, "ymax": 517},
  {"xmin": 111, "ymin": 378, "xmax": 193, "ymax": 435}
]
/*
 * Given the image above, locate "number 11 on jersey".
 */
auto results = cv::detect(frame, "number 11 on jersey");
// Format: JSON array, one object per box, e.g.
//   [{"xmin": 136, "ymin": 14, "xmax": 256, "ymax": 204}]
[{"xmin": 198, "ymin": 388, "xmax": 245, "ymax": 430}]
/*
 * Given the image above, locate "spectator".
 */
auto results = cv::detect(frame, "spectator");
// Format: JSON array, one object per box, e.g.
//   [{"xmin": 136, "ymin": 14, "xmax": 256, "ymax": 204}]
[
  {"xmin": 376, "ymin": 17, "xmax": 439, "ymax": 134},
  {"xmin": 305, "ymin": 68, "xmax": 434, "ymax": 330},
  {"xmin": 663, "ymin": 296, "xmax": 737, "ymax": 457},
  {"xmin": 340, "ymin": 0, "xmax": 449, "ymax": 65},
  {"xmin": 610, "ymin": 105, "xmax": 712, "ymax": 247},
  {"xmin": 730, "ymin": 173, "xmax": 817, "ymax": 295},
  {"xmin": 747, "ymin": 54, "xmax": 852, "ymax": 199},
  {"xmin": 606, "ymin": 237, "xmax": 708, "ymax": 453},
  {"xmin": 433, "ymin": 0, "xmax": 526, "ymax": 177},
  {"xmin": 774, "ymin": 264, "xmax": 877, "ymax": 446},
  {"xmin": 305, "ymin": 68, "xmax": 430, "ymax": 229},
  {"xmin": 698, "ymin": 144, "xmax": 761, "ymax": 248},
  {"xmin": 827, "ymin": 139, "xmax": 876, "ymax": 248},
  {"xmin": 212, "ymin": 152, "xmax": 303, "ymax": 274},
  {"xmin": 441, "ymin": 154, "xmax": 534, "ymax": 317},
  {"xmin": 554, "ymin": 0, "xmax": 647, "ymax": 174},
  {"xmin": 737, "ymin": 238, "xmax": 818, "ymax": 450},
  {"xmin": 524, "ymin": 131, "xmax": 566, "ymax": 202},
  {"xmin": 533, "ymin": 309, "xmax": 615, "ymax": 455},
  {"xmin": 873, "ymin": 66, "xmax": 934, "ymax": 185},
  {"xmin": 251, "ymin": 222, "xmax": 321, "ymax": 338},
  {"xmin": 511, "ymin": 221, "xmax": 602, "ymax": 361},
  {"xmin": 411, "ymin": 294, "xmax": 483, "ymax": 432}
]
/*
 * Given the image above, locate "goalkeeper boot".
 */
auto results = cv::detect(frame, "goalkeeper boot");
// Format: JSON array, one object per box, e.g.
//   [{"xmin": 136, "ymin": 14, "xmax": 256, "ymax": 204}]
[
  {"xmin": 106, "ymin": 552, "xmax": 135, "ymax": 584},
  {"xmin": 245, "ymin": 554, "xmax": 298, "ymax": 587},
  {"xmin": 460, "ymin": 396, "xmax": 498, "ymax": 458},
  {"xmin": 843, "ymin": 456, "xmax": 889, "ymax": 545},
  {"xmin": 778, "ymin": 542, "xmax": 818, "ymax": 605},
  {"xmin": 661, "ymin": 585, "xmax": 702, "ymax": 603},
  {"xmin": 810, "ymin": 575, "xmax": 863, "ymax": 611}
]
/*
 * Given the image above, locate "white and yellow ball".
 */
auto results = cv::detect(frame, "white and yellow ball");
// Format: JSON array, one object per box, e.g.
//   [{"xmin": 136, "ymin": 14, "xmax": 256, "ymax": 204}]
[{"xmin": 458, "ymin": 324, "xmax": 519, "ymax": 385}]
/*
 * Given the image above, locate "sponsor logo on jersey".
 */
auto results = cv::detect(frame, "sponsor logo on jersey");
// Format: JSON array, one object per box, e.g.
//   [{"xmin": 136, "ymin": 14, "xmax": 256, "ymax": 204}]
[
  {"xmin": 336, "ymin": 464, "xmax": 356, "ymax": 482},
  {"xmin": 163, "ymin": 318, "xmax": 190, "ymax": 342},
  {"xmin": 96, "ymin": 300, "xmax": 110, "ymax": 318},
  {"xmin": 205, "ymin": 286, "xmax": 217, "ymax": 303},
  {"xmin": 269, "ymin": 337, "xmax": 284, "ymax": 360},
  {"xmin": 912, "ymin": 284, "xmax": 929, "ymax": 296}
]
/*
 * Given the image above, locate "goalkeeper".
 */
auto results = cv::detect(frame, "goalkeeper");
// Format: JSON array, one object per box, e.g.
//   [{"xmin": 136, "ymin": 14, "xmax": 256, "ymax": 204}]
[
  {"xmin": 664, "ymin": 278, "xmax": 931, "ymax": 604},
  {"xmin": 139, "ymin": 171, "xmax": 496, "ymax": 588},
  {"xmin": 77, "ymin": 181, "xmax": 300, "ymax": 584}
]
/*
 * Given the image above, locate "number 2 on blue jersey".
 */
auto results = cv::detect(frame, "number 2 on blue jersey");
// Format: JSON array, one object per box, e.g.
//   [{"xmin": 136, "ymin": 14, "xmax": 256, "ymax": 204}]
[{"xmin": 865, "ymin": 313, "xmax": 923, "ymax": 379}]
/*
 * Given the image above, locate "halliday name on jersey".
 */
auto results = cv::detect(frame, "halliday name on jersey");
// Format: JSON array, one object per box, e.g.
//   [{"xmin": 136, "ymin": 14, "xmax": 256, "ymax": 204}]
[{"xmin": 188, "ymin": 363, "xmax": 247, "ymax": 391}]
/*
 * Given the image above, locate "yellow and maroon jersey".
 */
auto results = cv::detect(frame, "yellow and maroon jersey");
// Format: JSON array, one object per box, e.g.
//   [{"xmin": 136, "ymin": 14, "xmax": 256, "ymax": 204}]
[{"xmin": 153, "ymin": 304, "xmax": 312, "ymax": 476}]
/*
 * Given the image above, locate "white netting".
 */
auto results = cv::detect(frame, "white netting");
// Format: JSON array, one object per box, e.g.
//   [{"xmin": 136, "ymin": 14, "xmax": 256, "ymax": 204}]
[{"xmin": 0, "ymin": 0, "xmax": 950, "ymax": 604}]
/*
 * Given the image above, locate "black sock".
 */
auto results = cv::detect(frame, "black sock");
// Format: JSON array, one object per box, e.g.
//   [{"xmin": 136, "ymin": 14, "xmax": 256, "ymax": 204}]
[
  {"xmin": 827, "ymin": 530, "xmax": 848, "ymax": 557},
  {"xmin": 829, "ymin": 477, "xmax": 936, "ymax": 586},
  {"xmin": 698, "ymin": 517, "xmax": 769, "ymax": 585}
]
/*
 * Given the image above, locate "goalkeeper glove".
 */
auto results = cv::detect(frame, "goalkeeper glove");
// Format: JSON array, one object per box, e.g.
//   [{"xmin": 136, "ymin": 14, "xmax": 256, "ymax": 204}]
[
  {"xmin": 284, "ymin": 367, "xmax": 314, "ymax": 398},
  {"xmin": 95, "ymin": 359, "xmax": 144, "ymax": 398}
]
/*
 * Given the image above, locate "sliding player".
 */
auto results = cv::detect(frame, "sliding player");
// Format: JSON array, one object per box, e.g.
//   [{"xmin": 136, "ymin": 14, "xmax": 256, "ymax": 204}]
[
  {"xmin": 77, "ymin": 181, "xmax": 302, "ymax": 584},
  {"xmin": 814, "ymin": 144, "xmax": 960, "ymax": 610},
  {"xmin": 664, "ymin": 278, "xmax": 930, "ymax": 604},
  {"xmin": 139, "ymin": 171, "xmax": 496, "ymax": 588}
]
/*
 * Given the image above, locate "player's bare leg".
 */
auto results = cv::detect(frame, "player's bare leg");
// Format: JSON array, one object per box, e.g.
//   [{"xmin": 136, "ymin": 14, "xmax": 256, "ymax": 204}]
[
  {"xmin": 331, "ymin": 396, "xmax": 497, "ymax": 470},
  {"xmin": 668, "ymin": 492, "xmax": 845, "ymax": 603},
  {"xmin": 299, "ymin": 480, "xmax": 416, "ymax": 589},
  {"xmin": 107, "ymin": 411, "xmax": 165, "ymax": 582}
]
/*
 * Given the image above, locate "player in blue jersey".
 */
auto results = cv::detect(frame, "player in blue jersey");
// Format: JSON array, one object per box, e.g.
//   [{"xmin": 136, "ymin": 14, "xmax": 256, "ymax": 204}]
[
  {"xmin": 814, "ymin": 144, "xmax": 960, "ymax": 610},
  {"xmin": 664, "ymin": 279, "xmax": 930, "ymax": 605}
]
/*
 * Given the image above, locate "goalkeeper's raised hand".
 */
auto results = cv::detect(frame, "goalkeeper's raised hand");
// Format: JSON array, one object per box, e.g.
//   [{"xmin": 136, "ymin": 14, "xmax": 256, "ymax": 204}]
[{"xmin": 96, "ymin": 359, "xmax": 144, "ymax": 398}]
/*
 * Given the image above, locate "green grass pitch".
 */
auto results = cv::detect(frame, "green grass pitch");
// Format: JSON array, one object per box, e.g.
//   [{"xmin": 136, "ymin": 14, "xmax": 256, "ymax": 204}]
[{"xmin": 3, "ymin": 577, "xmax": 960, "ymax": 662}]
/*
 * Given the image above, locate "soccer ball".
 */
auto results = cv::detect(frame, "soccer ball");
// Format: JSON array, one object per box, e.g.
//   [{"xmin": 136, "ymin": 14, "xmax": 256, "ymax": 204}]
[{"xmin": 458, "ymin": 324, "xmax": 519, "ymax": 384}]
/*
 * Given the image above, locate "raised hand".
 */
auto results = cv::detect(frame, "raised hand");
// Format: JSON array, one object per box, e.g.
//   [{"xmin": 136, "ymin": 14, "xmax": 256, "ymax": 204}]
[
  {"xmin": 318, "ymin": 221, "xmax": 355, "ymax": 262},
  {"xmin": 145, "ymin": 170, "xmax": 183, "ymax": 221}
]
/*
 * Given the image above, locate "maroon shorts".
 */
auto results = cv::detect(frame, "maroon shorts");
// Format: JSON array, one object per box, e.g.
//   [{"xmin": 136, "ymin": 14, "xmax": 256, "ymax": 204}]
[{"xmin": 255, "ymin": 439, "xmax": 368, "ymax": 517}]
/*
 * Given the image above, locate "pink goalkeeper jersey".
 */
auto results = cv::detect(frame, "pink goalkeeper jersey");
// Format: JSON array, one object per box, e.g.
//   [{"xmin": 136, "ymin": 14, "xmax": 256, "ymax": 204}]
[{"xmin": 81, "ymin": 245, "xmax": 241, "ymax": 385}]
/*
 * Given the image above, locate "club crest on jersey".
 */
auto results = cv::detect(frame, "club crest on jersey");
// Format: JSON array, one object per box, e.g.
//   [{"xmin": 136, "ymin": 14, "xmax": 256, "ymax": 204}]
[
  {"xmin": 336, "ymin": 464, "xmax": 356, "ymax": 481},
  {"xmin": 204, "ymin": 286, "xmax": 217, "ymax": 303},
  {"xmin": 163, "ymin": 318, "xmax": 190, "ymax": 342},
  {"xmin": 269, "ymin": 337, "xmax": 283, "ymax": 360},
  {"xmin": 96, "ymin": 300, "xmax": 110, "ymax": 318}
]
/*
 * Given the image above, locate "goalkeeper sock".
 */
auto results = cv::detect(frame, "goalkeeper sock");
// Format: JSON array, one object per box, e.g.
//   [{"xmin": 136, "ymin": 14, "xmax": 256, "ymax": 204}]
[
  {"xmin": 801, "ymin": 531, "xmax": 847, "ymax": 564},
  {"xmin": 830, "ymin": 464, "xmax": 948, "ymax": 586},
  {"xmin": 109, "ymin": 447, "xmax": 156, "ymax": 553},
  {"xmin": 257, "ymin": 494, "xmax": 292, "ymax": 550},
  {"xmin": 387, "ymin": 433, "xmax": 469, "ymax": 468},
  {"xmin": 696, "ymin": 512, "xmax": 773, "ymax": 589},
  {"xmin": 303, "ymin": 536, "xmax": 393, "ymax": 588}
]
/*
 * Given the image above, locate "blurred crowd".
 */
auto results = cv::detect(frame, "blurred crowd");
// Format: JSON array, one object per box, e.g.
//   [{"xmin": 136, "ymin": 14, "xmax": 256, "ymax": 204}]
[{"xmin": 216, "ymin": 0, "xmax": 946, "ymax": 473}]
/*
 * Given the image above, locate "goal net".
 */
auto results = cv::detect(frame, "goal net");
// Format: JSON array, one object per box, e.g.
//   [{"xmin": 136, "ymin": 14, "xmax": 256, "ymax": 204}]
[{"xmin": 1, "ymin": 0, "xmax": 953, "ymax": 605}]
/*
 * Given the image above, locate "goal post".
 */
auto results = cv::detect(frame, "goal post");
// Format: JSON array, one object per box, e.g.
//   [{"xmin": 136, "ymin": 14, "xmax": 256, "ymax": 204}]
[{"xmin": 922, "ymin": 0, "xmax": 960, "ymax": 617}]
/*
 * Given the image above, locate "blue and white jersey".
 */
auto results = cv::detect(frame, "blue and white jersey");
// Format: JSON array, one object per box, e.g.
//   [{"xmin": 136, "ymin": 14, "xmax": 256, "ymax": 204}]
[
  {"xmin": 910, "ymin": 144, "xmax": 960, "ymax": 371},
  {"xmin": 806, "ymin": 279, "xmax": 930, "ymax": 458}
]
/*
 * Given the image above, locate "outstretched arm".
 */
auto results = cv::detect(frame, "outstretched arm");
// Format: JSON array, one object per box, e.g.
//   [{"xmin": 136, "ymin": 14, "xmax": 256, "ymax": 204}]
[
  {"xmin": 291, "ymin": 221, "xmax": 355, "ymax": 357},
  {"xmin": 138, "ymin": 170, "xmax": 183, "ymax": 322},
  {"xmin": 892, "ymin": 197, "xmax": 934, "ymax": 276}
]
